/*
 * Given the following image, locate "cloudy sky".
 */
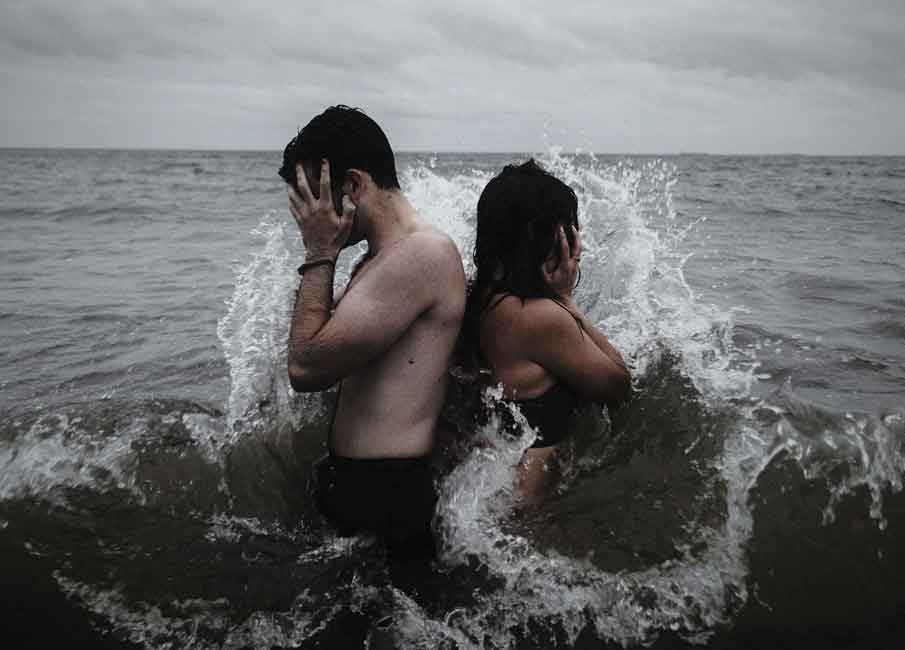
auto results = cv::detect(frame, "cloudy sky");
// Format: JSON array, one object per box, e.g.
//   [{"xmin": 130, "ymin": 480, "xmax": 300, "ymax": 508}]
[{"xmin": 1, "ymin": 0, "xmax": 903, "ymax": 154}]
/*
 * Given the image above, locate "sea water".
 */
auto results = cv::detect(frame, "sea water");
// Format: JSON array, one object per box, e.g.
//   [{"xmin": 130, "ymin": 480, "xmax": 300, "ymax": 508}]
[{"xmin": 1, "ymin": 149, "xmax": 904, "ymax": 648}]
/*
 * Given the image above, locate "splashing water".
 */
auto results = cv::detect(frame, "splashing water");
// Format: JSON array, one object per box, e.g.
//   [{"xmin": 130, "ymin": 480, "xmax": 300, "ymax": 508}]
[
  {"xmin": 216, "ymin": 214, "xmax": 301, "ymax": 435},
  {"xmin": 198, "ymin": 151, "xmax": 905, "ymax": 647},
  {"xmin": 745, "ymin": 382, "xmax": 905, "ymax": 529},
  {"xmin": 8, "ymin": 151, "xmax": 904, "ymax": 649},
  {"xmin": 0, "ymin": 412, "xmax": 144, "ymax": 504},
  {"xmin": 182, "ymin": 152, "xmax": 770, "ymax": 645},
  {"xmin": 419, "ymin": 152, "xmax": 903, "ymax": 645},
  {"xmin": 213, "ymin": 213, "xmax": 367, "ymax": 456},
  {"xmin": 415, "ymin": 152, "xmax": 757, "ymax": 645}
]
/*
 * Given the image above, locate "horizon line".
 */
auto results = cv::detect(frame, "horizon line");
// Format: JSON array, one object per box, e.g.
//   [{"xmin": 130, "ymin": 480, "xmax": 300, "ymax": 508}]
[{"xmin": 1, "ymin": 146, "xmax": 903, "ymax": 157}]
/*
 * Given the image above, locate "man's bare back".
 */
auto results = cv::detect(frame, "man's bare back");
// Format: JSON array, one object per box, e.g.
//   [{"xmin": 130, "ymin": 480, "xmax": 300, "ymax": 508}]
[{"xmin": 329, "ymin": 227, "xmax": 465, "ymax": 458}]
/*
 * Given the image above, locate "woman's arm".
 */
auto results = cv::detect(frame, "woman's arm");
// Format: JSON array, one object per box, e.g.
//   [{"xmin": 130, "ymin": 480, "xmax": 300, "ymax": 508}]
[
  {"xmin": 536, "ymin": 225, "xmax": 631, "ymax": 408},
  {"xmin": 562, "ymin": 299, "xmax": 628, "ymax": 372},
  {"xmin": 522, "ymin": 299, "xmax": 631, "ymax": 408}
]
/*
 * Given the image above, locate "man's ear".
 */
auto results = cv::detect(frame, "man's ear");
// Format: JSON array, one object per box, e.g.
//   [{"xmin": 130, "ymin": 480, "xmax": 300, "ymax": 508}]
[{"xmin": 343, "ymin": 169, "xmax": 364, "ymax": 201}]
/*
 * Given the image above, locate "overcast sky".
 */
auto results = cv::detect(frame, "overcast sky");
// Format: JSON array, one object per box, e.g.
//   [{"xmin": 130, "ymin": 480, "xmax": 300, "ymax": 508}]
[{"xmin": 1, "ymin": 0, "xmax": 903, "ymax": 154}]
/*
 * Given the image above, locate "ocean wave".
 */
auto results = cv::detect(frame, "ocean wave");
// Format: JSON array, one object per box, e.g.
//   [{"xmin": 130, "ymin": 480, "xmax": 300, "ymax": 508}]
[
  {"xmin": 4, "ymin": 152, "xmax": 905, "ymax": 648},
  {"xmin": 866, "ymin": 318, "xmax": 905, "ymax": 339}
]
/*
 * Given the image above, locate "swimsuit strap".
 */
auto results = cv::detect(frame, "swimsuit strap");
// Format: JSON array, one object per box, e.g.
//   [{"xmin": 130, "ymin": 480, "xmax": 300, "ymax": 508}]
[{"xmin": 481, "ymin": 291, "xmax": 580, "ymax": 326}]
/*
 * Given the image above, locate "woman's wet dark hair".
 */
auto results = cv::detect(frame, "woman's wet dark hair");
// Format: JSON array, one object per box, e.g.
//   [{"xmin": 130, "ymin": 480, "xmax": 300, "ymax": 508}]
[
  {"xmin": 278, "ymin": 105, "xmax": 400, "ymax": 209},
  {"xmin": 462, "ymin": 159, "xmax": 580, "ymax": 368}
]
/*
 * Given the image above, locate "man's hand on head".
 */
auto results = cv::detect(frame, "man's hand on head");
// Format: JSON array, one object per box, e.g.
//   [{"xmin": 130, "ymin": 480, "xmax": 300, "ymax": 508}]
[{"xmin": 288, "ymin": 159, "xmax": 355, "ymax": 261}]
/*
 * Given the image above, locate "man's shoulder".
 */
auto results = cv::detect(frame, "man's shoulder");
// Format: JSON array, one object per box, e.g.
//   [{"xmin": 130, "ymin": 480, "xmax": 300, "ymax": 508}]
[
  {"xmin": 393, "ymin": 229, "xmax": 465, "ymax": 316},
  {"xmin": 395, "ymin": 228, "xmax": 464, "ymax": 282},
  {"xmin": 359, "ymin": 227, "xmax": 464, "ymax": 305},
  {"xmin": 405, "ymin": 227, "xmax": 461, "ymax": 259}
]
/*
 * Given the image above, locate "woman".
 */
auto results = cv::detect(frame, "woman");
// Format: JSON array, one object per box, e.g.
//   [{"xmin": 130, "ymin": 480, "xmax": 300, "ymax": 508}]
[{"xmin": 464, "ymin": 159, "xmax": 631, "ymax": 502}]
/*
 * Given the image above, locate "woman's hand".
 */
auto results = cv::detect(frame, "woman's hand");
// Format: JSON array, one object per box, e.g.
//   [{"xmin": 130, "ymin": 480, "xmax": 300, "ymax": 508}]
[
  {"xmin": 288, "ymin": 159, "xmax": 355, "ymax": 261},
  {"xmin": 541, "ymin": 225, "xmax": 581, "ymax": 300}
]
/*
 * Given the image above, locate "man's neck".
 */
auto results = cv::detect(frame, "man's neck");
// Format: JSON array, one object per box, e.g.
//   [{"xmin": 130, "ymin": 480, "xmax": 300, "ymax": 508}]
[{"xmin": 361, "ymin": 190, "xmax": 421, "ymax": 255}]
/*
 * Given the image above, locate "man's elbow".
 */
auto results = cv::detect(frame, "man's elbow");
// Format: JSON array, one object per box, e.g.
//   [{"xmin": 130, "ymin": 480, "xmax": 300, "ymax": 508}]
[{"xmin": 287, "ymin": 360, "xmax": 335, "ymax": 392}]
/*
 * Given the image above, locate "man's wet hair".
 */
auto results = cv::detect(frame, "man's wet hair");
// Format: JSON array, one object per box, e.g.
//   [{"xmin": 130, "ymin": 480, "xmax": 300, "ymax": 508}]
[
  {"xmin": 462, "ymin": 159, "xmax": 580, "ymax": 367},
  {"xmin": 278, "ymin": 105, "xmax": 400, "ymax": 208}
]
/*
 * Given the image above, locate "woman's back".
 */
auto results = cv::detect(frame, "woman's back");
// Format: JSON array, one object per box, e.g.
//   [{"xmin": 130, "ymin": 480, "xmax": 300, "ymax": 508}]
[{"xmin": 479, "ymin": 293, "xmax": 561, "ymax": 400}]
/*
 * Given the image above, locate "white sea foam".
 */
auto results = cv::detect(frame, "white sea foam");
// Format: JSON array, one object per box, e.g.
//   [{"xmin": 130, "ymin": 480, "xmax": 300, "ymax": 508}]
[
  {"xmin": 56, "ymin": 573, "xmax": 231, "ymax": 650},
  {"xmin": 180, "ymin": 412, "xmax": 228, "ymax": 465},
  {"xmin": 204, "ymin": 513, "xmax": 279, "ymax": 544},
  {"xmin": 745, "ymin": 383, "xmax": 905, "ymax": 529},
  {"xmin": 0, "ymin": 412, "xmax": 144, "ymax": 504},
  {"xmin": 55, "ymin": 567, "xmax": 385, "ymax": 650}
]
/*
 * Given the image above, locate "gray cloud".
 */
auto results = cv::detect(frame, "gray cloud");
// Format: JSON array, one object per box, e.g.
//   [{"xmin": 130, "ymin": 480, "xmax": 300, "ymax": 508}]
[
  {"xmin": 0, "ymin": 0, "xmax": 902, "ymax": 153},
  {"xmin": 582, "ymin": 1, "xmax": 905, "ymax": 92}
]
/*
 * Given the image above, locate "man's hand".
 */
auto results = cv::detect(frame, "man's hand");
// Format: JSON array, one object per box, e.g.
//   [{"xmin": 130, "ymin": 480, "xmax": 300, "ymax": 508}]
[
  {"xmin": 288, "ymin": 159, "xmax": 355, "ymax": 260},
  {"xmin": 542, "ymin": 225, "xmax": 581, "ymax": 300}
]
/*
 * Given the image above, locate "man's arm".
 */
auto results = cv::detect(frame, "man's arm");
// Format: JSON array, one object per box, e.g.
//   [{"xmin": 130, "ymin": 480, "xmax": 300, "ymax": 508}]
[
  {"xmin": 287, "ymin": 261, "xmax": 336, "ymax": 390},
  {"xmin": 288, "ymin": 234, "xmax": 441, "ymax": 391}
]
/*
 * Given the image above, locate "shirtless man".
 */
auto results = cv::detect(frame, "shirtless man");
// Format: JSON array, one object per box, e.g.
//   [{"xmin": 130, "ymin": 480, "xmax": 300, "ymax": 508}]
[{"xmin": 279, "ymin": 106, "xmax": 465, "ymax": 559}]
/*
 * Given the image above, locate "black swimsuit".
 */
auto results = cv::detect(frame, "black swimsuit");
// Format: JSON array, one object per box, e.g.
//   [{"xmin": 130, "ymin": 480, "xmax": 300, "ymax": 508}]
[
  {"xmin": 512, "ymin": 383, "xmax": 580, "ymax": 448},
  {"xmin": 489, "ymin": 382, "xmax": 580, "ymax": 449}
]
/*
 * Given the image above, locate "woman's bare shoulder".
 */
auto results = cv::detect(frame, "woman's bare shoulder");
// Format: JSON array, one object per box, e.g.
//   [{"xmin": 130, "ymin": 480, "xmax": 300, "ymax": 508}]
[{"xmin": 482, "ymin": 294, "xmax": 576, "ymax": 338}]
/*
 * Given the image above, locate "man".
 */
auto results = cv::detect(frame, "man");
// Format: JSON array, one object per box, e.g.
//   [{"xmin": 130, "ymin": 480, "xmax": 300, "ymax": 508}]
[{"xmin": 279, "ymin": 106, "xmax": 465, "ymax": 560}]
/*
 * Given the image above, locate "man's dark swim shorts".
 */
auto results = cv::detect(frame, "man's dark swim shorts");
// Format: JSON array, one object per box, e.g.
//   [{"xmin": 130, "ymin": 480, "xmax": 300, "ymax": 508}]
[{"xmin": 314, "ymin": 454, "xmax": 437, "ymax": 561}]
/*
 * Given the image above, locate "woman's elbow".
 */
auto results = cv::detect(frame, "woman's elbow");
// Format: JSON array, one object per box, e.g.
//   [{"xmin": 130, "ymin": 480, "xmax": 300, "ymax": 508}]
[
  {"xmin": 598, "ymin": 366, "xmax": 632, "ymax": 410},
  {"xmin": 613, "ymin": 366, "xmax": 633, "ymax": 406}
]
